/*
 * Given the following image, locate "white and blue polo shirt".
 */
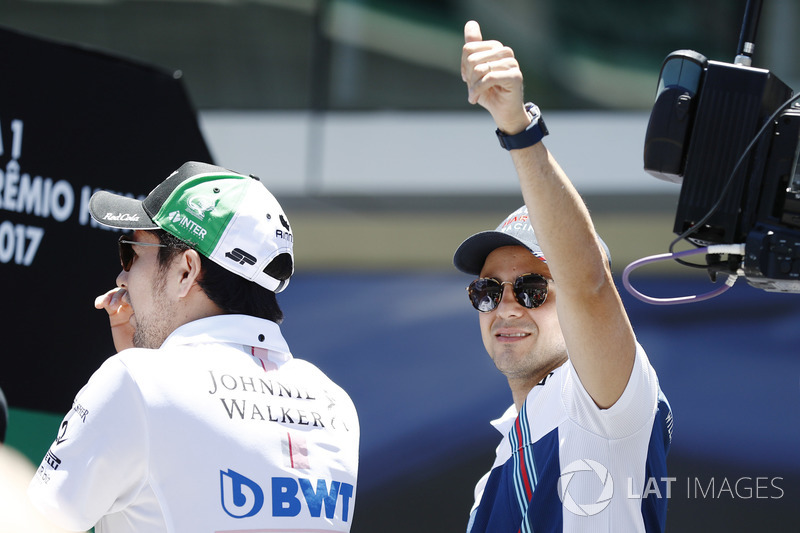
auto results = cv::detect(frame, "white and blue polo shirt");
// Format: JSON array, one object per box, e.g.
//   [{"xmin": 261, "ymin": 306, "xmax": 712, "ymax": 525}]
[{"xmin": 467, "ymin": 343, "xmax": 671, "ymax": 533}]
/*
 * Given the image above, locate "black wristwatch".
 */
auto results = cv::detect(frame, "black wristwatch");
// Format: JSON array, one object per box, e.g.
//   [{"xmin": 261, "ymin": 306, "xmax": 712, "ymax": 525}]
[{"xmin": 496, "ymin": 102, "xmax": 549, "ymax": 150}]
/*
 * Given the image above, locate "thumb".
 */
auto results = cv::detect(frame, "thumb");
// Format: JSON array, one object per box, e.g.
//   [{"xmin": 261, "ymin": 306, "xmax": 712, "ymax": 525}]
[{"xmin": 464, "ymin": 20, "xmax": 482, "ymax": 44}]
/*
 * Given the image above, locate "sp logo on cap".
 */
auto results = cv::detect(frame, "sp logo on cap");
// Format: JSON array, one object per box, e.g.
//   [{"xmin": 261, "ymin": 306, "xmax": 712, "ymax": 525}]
[{"xmin": 225, "ymin": 248, "xmax": 257, "ymax": 266}]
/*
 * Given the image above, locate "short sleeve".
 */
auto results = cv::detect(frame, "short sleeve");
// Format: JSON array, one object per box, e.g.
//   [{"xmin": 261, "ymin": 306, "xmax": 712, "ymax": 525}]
[
  {"xmin": 28, "ymin": 356, "xmax": 150, "ymax": 532},
  {"xmin": 562, "ymin": 342, "xmax": 660, "ymax": 439}
]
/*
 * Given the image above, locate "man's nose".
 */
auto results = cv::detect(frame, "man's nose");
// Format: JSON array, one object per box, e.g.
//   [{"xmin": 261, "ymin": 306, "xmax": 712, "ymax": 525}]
[
  {"xmin": 495, "ymin": 282, "xmax": 523, "ymax": 317},
  {"xmin": 116, "ymin": 269, "xmax": 127, "ymax": 289}
]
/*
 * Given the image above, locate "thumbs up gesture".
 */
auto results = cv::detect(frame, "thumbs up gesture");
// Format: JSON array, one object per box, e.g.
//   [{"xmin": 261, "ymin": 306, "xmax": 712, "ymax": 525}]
[{"xmin": 461, "ymin": 20, "xmax": 531, "ymax": 136}]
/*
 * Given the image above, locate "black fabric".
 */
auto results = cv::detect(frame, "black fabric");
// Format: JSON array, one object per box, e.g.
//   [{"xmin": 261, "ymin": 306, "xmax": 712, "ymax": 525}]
[{"xmin": 0, "ymin": 26, "xmax": 213, "ymax": 413}]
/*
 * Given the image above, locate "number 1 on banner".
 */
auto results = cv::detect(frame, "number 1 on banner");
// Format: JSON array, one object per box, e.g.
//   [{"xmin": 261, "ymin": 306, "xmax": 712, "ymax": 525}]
[
  {"xmin": 0, "ymin": 118, "xmax": 24, "ymax": 159},
  {"xmin": 11, "ymin": 120, "xmax": 22, "ymax": 160}
]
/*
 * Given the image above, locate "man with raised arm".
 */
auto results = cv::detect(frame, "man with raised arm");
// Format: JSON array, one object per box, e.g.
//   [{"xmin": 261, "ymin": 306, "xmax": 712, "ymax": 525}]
[{"xmin": 455, "ymin": 21, "xmax": 671, "ymax": 532}]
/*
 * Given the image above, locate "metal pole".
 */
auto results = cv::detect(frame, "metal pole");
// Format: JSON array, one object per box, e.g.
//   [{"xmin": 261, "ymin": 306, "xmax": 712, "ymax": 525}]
[{"xmin": 735, "ymin": 0, "xmax": 764, "ymax": 65}]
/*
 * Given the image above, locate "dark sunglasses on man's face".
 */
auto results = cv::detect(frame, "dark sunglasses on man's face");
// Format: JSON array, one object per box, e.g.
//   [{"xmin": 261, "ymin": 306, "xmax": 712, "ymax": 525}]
[
  {"xmin": 467, "ymin": 273, "xmax": 550, "ymax": 312},
  {"xmin": 118, "ymin": 235, "xmax": 167, "ymax": 272}
]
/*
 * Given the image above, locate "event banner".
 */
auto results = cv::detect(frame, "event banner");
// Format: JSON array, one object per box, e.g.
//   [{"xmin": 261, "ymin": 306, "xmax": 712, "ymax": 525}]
[{"xmin": 0, "ymin": 27, "xmax": 213, "ymax": 414}]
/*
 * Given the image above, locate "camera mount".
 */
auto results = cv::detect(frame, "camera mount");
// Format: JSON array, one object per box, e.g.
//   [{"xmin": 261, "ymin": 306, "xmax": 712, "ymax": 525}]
[{"xmin": 627, "ymin": 0, "xmax": 800, "ymax": 304}]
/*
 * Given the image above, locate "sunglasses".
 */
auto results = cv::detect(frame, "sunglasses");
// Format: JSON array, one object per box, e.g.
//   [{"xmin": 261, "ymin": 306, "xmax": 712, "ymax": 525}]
[
  {"xmin": 467, "ymin": 273, "xmax": 550, "ymax": 312},
  {"xmin": 118, "ymin": 235, "xmax": 168, "ymax": 271}
]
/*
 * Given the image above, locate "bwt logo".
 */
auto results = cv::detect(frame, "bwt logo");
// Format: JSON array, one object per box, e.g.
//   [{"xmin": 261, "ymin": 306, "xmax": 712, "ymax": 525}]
[
  {"xmin": 558, "ymin": 459, "xmax": 614, "ymax": 517},
  {"xmin": 220, "ymin": 469, "xmax": 263, "ymax": 518},
  {"xmin": 220, "ymin": 469, "xmax": 354, "ymax": 522}
]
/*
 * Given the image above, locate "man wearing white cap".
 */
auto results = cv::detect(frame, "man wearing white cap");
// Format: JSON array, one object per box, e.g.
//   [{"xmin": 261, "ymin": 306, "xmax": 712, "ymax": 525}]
[
  {"xmin": 457, "ymin": 21, "xmax": 671, "ymax": 532},
  {"xmin": 29, "ymin": 162, "xmax": 359, "ymax": 532}
]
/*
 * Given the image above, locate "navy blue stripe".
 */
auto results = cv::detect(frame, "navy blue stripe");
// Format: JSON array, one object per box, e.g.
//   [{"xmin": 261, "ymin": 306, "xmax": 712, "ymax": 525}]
[
  {"xmin": 641, "ymin": 391, "xmax": 672, "ymax": 533},
  {"xmin": 523, "ymin": 428, "xmax": 562, "ymax": 532}
]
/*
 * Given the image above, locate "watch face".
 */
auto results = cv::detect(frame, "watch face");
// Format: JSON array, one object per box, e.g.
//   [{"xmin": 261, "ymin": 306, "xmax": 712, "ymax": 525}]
[{"xmin": 525, "ymin": 103, "xmax": 542, "ymax": 122}]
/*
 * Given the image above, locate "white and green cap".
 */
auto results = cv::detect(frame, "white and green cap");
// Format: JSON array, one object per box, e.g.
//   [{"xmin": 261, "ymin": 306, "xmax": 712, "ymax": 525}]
[{"xmin": 88, "ymin": 161, "xmax": 294, "ymax": 292}]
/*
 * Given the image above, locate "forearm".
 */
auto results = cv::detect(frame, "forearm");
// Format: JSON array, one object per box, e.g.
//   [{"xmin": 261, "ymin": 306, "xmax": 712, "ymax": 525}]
[
  {"xmin": 509, "ymin": 142, "xmax": 610, "ymax": 293},
  {"xmin": 515, "ymin": 141, "xmax": 636, "ymax": 404}
]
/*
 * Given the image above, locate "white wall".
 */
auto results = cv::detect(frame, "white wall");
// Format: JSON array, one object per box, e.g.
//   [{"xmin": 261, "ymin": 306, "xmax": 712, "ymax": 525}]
[{"xmin": 198, "ymin": 110, "xmax": 680, "ymax": 197}]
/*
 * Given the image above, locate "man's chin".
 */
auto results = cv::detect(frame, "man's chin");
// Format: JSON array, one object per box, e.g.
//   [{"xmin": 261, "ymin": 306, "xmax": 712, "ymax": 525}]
[{"xmin": 490, "ymin": 348, "xmax": 531, "ymax": 373}]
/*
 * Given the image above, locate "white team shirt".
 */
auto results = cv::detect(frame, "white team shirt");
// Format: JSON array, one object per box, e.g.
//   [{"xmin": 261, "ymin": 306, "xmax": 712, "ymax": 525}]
[
  {"xmin": 468, "ymin": 342, "xmax": 672, "ymax": 532},
  {"xmin": 29, "ymin": 315, "xmax": 359, "ymax": 533}
]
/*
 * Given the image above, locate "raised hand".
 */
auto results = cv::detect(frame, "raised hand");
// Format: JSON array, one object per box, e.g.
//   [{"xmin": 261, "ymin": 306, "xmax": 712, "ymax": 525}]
[{"xmin": 461, "ymin": 20, "xmax": 530, "ymax": 135}]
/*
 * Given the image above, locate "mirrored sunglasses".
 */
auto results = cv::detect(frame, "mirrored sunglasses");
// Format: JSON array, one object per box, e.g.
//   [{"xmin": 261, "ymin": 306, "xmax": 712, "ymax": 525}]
[{"xmin": 467, "ymin": 273, "xmax": 550, "ymax": 312}]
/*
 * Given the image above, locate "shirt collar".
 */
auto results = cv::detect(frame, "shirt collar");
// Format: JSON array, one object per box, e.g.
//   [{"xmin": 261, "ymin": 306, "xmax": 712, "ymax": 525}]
[
  {"xmin": 489, "ymin": 369, "xmax": 558, "ymax": 434},
  {"xmin": 490, "ymin": 404, "xmax": 518, "ymax": 434},
  {"xmin": 160, "ymin": 314, "xmax": 291, "ymax": 361}
]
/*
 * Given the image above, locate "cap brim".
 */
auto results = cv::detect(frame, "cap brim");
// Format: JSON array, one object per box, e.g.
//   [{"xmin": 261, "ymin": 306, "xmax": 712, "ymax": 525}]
[
  {"xmin": 453, "ymin": 230, "xmax": 544, "ymax": 275},
  {"xmin": 88, "ymin": 190, "xmax": 159, "ymax": 230}
]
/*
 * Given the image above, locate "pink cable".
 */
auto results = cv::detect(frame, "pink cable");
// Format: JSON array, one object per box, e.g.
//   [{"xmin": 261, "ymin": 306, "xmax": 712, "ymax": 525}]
[{"xmin": 622, "ymin": 245, "xmax": 744, "ymax": 305}]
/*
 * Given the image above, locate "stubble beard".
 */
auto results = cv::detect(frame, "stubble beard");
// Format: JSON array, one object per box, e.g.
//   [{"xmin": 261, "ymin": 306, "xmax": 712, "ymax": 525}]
[
  {"xmin": 492, "ymin": 338, "xmax": 567, "ymax": 384},
  {"xmin": 131, "ymin": 274, "xmax": 174, "ymax": 349}
]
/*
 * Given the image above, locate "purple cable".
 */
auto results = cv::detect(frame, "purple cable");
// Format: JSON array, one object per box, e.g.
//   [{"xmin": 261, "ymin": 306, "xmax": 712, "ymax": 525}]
[{"xmin": 622, "ymin": 246, "xmax": 742, "ymax": 305}]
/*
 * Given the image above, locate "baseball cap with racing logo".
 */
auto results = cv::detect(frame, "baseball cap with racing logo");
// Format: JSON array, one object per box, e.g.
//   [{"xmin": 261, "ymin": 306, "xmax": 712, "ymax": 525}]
[
  {"xmin": 88, "ymin": 161, "xmax": 294, "ymax": 292},
  {"xmin": 453, "ymin": 205, "xmax": 610, "ymax": 275}
]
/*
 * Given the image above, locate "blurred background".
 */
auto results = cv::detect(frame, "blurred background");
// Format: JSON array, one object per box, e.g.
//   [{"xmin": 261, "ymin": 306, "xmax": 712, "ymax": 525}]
[{"xmin": 1, "ymin": 0, "xmax": 799, "ymax": 531}]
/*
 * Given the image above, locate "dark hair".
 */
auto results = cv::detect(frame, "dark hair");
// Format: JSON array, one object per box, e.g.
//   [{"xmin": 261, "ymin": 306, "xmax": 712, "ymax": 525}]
[{"xmin": 152, "ymin": 230, "xmax": 287, "ymax": 323}]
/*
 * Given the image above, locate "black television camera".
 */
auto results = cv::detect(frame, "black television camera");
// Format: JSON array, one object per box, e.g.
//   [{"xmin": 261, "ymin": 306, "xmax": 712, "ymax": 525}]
[{"xmin": 643, "ymin": 0, "xmax": 800, "ymax": 293}]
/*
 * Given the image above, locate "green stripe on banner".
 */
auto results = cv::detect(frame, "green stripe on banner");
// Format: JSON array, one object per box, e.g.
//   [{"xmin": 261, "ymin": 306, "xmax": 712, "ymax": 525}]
[{"xmin": 5, "ymin": 407, "xmax": 62, "ymax": 466}]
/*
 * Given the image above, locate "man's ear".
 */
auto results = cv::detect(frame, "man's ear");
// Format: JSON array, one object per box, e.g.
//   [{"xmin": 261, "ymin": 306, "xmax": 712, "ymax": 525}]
[{"xmin": 175, "ymin": 249, "xmax": 203, "ymax": 298}]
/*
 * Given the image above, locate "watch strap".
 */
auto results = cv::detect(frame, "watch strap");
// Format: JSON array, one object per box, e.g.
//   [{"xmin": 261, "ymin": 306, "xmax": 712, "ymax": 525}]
[{"xmin": 496, "ymin": 103, "xmax": 549, "ymax": 150}]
